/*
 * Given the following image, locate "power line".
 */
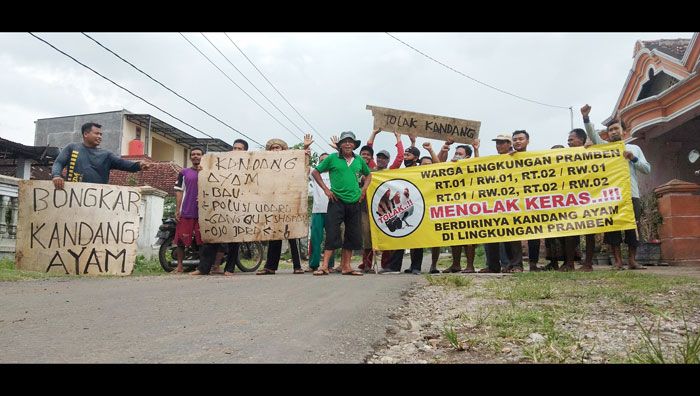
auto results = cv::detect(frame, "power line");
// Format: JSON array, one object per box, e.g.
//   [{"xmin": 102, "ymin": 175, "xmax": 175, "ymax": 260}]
[
  {"xmin": 201, "ymin": 33, "xmax": 306, "ymax": 135},
  {"xmin": 385, "ymin": 33, "xmax": 571, "ymax": 110},
  {"xmin": 199, "ymin": 33, "xmax": 325, "ymax": 152},
  {"xmin": 180, "ymin": 33, "xmax": 320, "ymax": 151},
  {"xmin": 28, "ymin": 32, "xmax": 232, "ymax": 147},
  {"xmin": 81, "ymin": 32, "xmax": 263, "ymax": 147},
  {"xmin": 224, "ymin": 33, "xmax": 330, "ymax": 146}
]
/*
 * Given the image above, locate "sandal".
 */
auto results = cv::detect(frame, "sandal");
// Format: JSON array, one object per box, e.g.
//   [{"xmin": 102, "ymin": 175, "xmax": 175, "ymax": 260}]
[
  {"xmin": 478, "ymin": 268, "xmax": 500, "ymax": 273},
  {"xmin": 342, "ymin": 270, "xmax": 363, "ymax": 276},
  {"xmin": 442, "ymin": 266, "xmax": 461, "ymax": 273},
  {"xmin": 461, "ymin": 268, "xmax": 476, "ymax": 273},
  {"xmin": 256, "ymin": 268, "xmax": 275, "ymax": 275},
  {"xmin": 313, "ymin": 269, "xmax": 329, "ymax": 276},
  {"xmin": 293, "ymin": 268, "xmax": 305, "ymax": 274}
]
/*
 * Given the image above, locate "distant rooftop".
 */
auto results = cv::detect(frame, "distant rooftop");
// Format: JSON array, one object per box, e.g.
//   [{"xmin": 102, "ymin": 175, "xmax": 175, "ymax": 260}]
[{"xmin": 640, "ymin": 38, "xmax": 691, "ymax": 60}]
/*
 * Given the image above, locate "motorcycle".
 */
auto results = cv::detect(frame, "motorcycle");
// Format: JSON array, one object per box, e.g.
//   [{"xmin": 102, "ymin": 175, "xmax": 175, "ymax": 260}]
[{"xmin": 155, "ymin": 218, "xmax": 265, "ymax": 273}]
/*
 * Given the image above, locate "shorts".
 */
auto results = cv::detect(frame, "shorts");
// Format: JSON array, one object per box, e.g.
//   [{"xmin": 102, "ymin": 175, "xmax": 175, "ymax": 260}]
[
  {"xmin": 325, "ymin": 200, "xmax": 362, "ymax": 251},
  {"xmin": 174, "ymin": 217, "xmax": 202, "ymax": 247}
]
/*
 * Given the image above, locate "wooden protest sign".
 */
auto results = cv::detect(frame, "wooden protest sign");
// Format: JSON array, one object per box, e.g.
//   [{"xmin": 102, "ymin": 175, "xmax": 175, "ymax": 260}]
[
  {"xmin": 15, "ymin": 181, "xmax": 141, "ymax": 275},
  {"xmin": 199, "ymin": 150, "xmax": 308, "ymax": 243},
  {"xmin": 366, "ymin": 105, "xmax": 480, "ymax": 144}
]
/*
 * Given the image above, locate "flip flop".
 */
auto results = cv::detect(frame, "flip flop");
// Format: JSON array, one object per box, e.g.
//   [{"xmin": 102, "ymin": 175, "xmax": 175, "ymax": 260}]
[
  {"xmin": 460, "ymin": 268, "xmax": 476, "ymax": 273},
  {"xmin": 342, "ymin": 270, "xmax": 363, "ymax": 276},
  {"xmin": 256, "ymin": 268, "xmax": 275, "ymax": 275},
  {"xmin": 313, "ymin": 269, "xmax": 329, "ymax": 276}
]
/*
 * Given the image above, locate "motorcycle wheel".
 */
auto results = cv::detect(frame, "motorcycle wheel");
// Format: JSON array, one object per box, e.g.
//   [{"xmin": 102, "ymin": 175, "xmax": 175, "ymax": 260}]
[
  {"xmin": 158, "ymin": 237, "xmax": 177, "ymax": 272},
  {"xmin": 236, "ymin": 241, "xmax": 265, "ymax": 272}
]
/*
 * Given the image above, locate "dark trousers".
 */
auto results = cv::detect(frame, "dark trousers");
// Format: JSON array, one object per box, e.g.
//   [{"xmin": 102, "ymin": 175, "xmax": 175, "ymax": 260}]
[
  {"xmin": 265, "ymin": 239, "xmax": 301, "ymax": 271},
  {"xmin": 528, "ymin": 239, "xmax": 540, "ymax": 263},
  {"xmin": 387, "ymin": 250, "xmax": 404, "ymax": 271},
  {"xmin": 484, "ymin": 243, "xmax": 503, "ymax": 272},
  {"xmin": 410, "ymin": 248, "xmax": 423, "ymax": 272},
  {"xmin": 198, "ymin": 243, "xmax": 222, "ymax": 274},
  {"xmin": 604, "ymin": 197, "xmax": 641, "ymax": 248},
  {"xmin": 224, "ymin": 243, "xmax": 239, "ymax": 273},
  {"xmin": 504, "ymin": 240, "xmax": 523, "ymax": 269}
]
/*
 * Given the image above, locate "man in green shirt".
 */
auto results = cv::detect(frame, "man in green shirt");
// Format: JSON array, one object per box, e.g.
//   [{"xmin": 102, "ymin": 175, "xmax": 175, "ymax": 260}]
[{"xmin": 311, "ymin": 131, "xmax": 372, "ymax": 276}]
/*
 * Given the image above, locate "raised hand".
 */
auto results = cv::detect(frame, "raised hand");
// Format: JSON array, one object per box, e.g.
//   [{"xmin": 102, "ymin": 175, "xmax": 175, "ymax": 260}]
[
  {"xmin": 422, "ymin": 141, "xmax": 432, "ymax": 151},
  {"xmin": 581, "ymin": 104, "xmax": 591, "ymax": 117},
  {"xmin": 472, "ymin": 138, "xmax": 480, "ymax": 150},
  {"xmin": 304, "ymin": 133, "xmax": 314, "ymax": 149},
  {"xmin": 330, "ymin": 135, "xmax": 339, "ymax": 150},
  {"xmin": 409, "ymin": 135, "xmax": 416, "ymax": 147}
]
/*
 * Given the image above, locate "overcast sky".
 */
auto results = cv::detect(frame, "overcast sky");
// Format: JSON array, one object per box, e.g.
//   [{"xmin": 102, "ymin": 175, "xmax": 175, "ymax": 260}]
[{"xmin": 0, "ymin": 32, "xmax": 694, "ymax": 157}]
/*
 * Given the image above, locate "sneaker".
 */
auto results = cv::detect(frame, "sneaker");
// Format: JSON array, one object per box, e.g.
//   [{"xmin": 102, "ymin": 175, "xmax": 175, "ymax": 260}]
[
  {"xmin": 379, "ymin": 269, "xmax": 401, "ymax": 274},
  {"xmin": 403, "ymin": 269, "xmax": 412, "ymax": 274},
  {"xmin": 411, "ymin": 269, "xmax": 421, "ymax": 275}
]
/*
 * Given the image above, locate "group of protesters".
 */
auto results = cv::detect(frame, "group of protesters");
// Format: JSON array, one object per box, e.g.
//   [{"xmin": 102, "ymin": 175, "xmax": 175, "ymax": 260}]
[
  {"xmin": 51, "ymin": 103, "xmax": 650, "ymax": 276},
  {"xmin": 303, "ymin": 104, "xmax": 651, "ymax": 276}
]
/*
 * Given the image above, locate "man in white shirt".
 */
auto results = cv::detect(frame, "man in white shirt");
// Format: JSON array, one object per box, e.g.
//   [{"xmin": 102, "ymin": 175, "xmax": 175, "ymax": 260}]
[
  {"xmin": 308, "ymin": 153, "xmax": 335, "ymax": 271},
  {"xmin": 581, "ymin": 104, "xmax": 651, "ymax": 269}
]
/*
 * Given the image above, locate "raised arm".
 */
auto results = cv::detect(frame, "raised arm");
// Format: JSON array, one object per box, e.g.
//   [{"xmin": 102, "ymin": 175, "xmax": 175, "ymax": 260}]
[
  {"xmin": 422, "ymin": 142, "xmax": 440, "ymax": 163},
  {"xmin": 389, "ymin": 131, "xmax": 404, "ymax": 169},
  {"xmin": 438, "ymin": 138, "xmax": 453, "ymax": 162},
  {"xmin": 366, "ymin": 128, "xmax": 380, "ymax": 147},
  {"xmin": 472, "ymin": 138, "xmax": 480, "ymax": 158},
  {"xmin": 581, "ymin": 104, "xmax": 604, "ymax": 145}
]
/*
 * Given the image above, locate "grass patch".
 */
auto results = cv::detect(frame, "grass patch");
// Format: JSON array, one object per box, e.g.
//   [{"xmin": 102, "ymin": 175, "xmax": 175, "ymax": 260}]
[
  {"xmin": 460, "ymin": 270, "xmax": 700, "ymax": 362},
  {"xmin": 0, "ymin": 257, "xmax": 70, "ymax": 281},
  {"xmin": 132, "ymin": 255, "xmax": 166, "ymax": 276},
  {"xmin": 443, "ymin": 324, "xmax": 465, "ymax": 351},
  {"xmin": 627, "ymin": 311, "xmax": 700, "ymax": 364},
  {"xmin": 484, "ymin": 271, "xmax": 698, "ymax": 306},
  {"xmin": 426, "ymin": 275, "xmax": 473, "ymax": 288}
]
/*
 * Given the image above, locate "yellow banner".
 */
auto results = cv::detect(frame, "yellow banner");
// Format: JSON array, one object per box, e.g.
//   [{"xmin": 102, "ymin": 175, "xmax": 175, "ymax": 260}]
[{"xmin": 367, "ymin": 142, "xmax": 636, "ymax": 250}]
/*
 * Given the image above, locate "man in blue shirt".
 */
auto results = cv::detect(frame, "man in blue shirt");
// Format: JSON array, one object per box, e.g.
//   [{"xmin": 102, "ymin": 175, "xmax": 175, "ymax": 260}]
[{"xmin": 52, "ymin": 122, "xmax": 150, "ymax": 189}]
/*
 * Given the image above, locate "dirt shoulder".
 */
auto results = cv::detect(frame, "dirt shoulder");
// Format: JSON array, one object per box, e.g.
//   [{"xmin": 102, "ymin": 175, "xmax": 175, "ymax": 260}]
[{"xmin": 367, "ymin": 265, "xmax": 700, "ymax": 363}]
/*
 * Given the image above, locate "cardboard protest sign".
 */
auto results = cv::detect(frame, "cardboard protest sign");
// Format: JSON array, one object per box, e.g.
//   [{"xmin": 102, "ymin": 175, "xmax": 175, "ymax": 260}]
[
  {"xmin": 366, "ymin": 105, "xmax": 480, "ymax": 144},
  {"xmin": 16, "ymin": 181, "xmax": 141, "ymax": 275},
  {"xmin": 199, "ymin": 150, "xmax": 308, "ymax": 243}
]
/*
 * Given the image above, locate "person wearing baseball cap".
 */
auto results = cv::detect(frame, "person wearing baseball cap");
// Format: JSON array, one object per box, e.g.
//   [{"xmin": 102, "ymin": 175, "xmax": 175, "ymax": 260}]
[{"xmin": 366, "ymin": 129, "xmax": 404, "ymax": 170}]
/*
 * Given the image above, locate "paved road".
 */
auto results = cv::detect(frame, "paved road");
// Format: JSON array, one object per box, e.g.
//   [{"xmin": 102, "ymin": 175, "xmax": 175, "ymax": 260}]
[{"xmin": 0, "ymin": 271, "xmax": 418, "ymax": 363}]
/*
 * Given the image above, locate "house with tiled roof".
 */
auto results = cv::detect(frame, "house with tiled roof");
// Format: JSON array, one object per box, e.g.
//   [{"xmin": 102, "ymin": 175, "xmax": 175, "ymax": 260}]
[
  {"xmin": 603, "ymin": 33, "xmax": 700, "ymax": 196},
  {"xmin": 603, "ymin": 33, "xmax": 700, "ymax": 266}
]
